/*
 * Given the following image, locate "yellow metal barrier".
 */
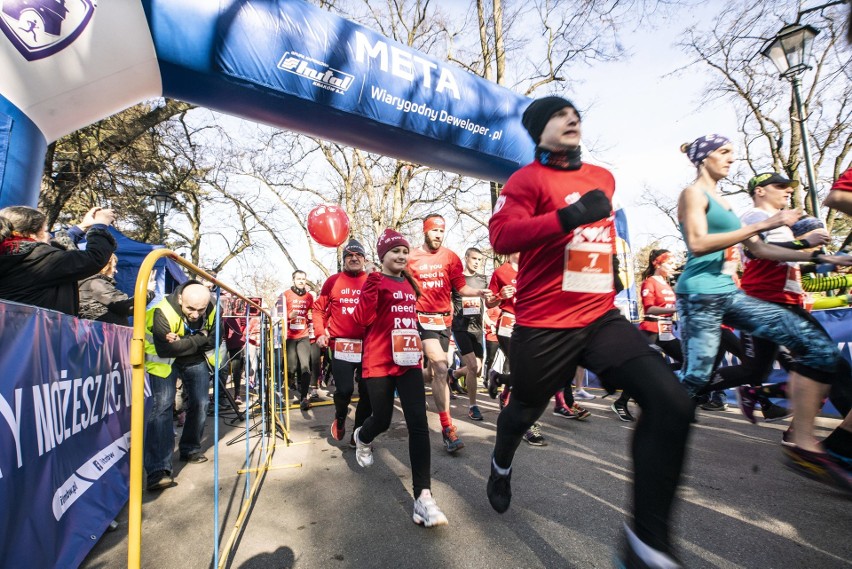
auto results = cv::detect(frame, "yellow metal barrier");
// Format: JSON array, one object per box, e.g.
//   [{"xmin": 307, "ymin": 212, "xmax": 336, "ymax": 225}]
[{"xmin": 127, "ymin": 249, "xmax": 290, "ymax": 569}]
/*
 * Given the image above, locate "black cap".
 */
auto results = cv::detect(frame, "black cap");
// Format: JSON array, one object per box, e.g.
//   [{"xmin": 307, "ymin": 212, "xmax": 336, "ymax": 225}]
[
  {"xmin": 521, "ymin": 96, "xmax": 579, "ymax": 144},
  {"xmin": 342, "ymin": 238, "xmax": 366, "ymax": 259},
  {"xmin": 748, "ymin": 172, "xmax": 799, "ymax": 195}
]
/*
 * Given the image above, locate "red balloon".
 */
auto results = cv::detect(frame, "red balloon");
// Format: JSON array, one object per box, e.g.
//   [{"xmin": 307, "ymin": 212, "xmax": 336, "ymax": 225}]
[{"xmin": 307, "ymin": 204, "xmax": 350, "ymax": 248}]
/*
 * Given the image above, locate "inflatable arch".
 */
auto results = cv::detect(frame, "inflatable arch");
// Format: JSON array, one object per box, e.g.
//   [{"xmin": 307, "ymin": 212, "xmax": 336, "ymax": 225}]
[{"xmin": 0, "ymin": 0, "xmax": 537, "ymax": 208}]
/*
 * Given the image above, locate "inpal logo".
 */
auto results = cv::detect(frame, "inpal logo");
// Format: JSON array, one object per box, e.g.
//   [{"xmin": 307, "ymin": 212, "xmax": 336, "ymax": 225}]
[
  {"xmin": 277, "ymin": 51, "xmax": 355, "ymax": 95},
  {"xmin": 0, "ymin": 0, "xmax": 95, "ymax": 61}
]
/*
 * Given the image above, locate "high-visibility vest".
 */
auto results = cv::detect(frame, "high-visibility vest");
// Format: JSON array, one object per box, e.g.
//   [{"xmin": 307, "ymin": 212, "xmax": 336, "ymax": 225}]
[{"xmin": 144, "ymin": 298, "xmax": 217, "ymax": 377}]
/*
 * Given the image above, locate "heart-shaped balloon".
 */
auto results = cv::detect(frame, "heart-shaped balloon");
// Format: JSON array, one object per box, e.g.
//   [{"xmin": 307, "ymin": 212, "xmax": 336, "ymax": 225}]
[{"xmin": 307, "ymin": 205, "xmax": 350, "ymax": 248}]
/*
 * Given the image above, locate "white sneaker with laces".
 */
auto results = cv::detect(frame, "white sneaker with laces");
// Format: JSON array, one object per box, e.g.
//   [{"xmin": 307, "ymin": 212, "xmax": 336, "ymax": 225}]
[
  {"xmin": 412, "ymin": 489, "xmax": 448, "ymax": 527},
  {"xmin": 573, "ymin": 388, "xmax": 596, "ymax": 401},
  {"xmin": 353, "ymin": 427, "xmax": 373, "ymax": 468}
]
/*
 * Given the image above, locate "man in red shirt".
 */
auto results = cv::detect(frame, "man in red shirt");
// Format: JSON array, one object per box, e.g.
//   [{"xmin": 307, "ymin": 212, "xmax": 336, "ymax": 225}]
[
  {"xmin": 313, "ymin": 239, "xmax": 373, "ymax": 446},
  {"xmin": 823, "ymin": 167, "xmax": 852, "ymax": 215},
  {"xmin": 408, "ymin": 214, "xmax": 492, "ymax": 453},
  {"xmin": 284, "ymin": 270, "xmax": 314, "ymax": 411},
  {"xmin": 485, "ymin": 96, "xmax": 693, "ymax": 567}
]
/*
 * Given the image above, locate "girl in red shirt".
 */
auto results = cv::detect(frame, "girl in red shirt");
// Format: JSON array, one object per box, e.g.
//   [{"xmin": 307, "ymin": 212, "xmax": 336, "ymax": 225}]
[{"xmin": 351, "ymin": 228, "xmax": 448, "ymax": 528}]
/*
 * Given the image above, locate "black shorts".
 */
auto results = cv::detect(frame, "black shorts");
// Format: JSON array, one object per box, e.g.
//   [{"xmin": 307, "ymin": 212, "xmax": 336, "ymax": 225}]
[
  {"xmin": 510, "ymin": 310, "xmax": 659, "ymax": 407},
  {"xmin": 417, "ymin": 323, "xmax": 451, "ymax": 351},
  {"xmin": 452, "ymin": 329, "xmax": 483, "ymax": 358}
]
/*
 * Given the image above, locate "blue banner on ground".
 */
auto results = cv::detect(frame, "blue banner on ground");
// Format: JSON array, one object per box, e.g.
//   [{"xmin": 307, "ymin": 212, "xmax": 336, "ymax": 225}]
[{"xmin": 0, "ymin": 301, "xmax": 147, "ymax": 568}]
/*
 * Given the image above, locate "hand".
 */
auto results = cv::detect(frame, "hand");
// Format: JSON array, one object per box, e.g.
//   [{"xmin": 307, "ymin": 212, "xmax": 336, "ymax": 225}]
[
  {"xmin": 165, "ymin": 332, "xmax": 180, "ymax": 343},
  {"xmin": 317, "ymin": 334, "xmax": 329, "ymax": 349},
  {"xmin": 147, "ymin": 272, "xmax": 157, "ymax": 292},
  {"xmin": 499, "ymin": 285, "xmax": 515, "ymax": 299},
  {"xmin": 79, "ymin": 207, "xmax": 100, "ymax": 230},
  {"xmin": 557, "ymin": 189, "xmax": 611, "ymax": 232},
  {"xmin": 801, "ymin": 228, "xmax": 831, "ymax": 247},
  {"xmin": 766, "ymin": 209, "xmax": 801, "ymax": 230},
  {"xmin": 478, "ymin": 289, "xmax": 494, "ymax": 302},
  {"xmin": 92, "ymin": 208, "xmax": 115, "ymax": 226}
]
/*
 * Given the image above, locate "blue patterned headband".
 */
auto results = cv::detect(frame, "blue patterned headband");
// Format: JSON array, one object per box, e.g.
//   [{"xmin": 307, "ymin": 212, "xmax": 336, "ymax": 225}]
[{"xmin": 683, "ymin": 134, "xmax": 731, "ymax": 167}]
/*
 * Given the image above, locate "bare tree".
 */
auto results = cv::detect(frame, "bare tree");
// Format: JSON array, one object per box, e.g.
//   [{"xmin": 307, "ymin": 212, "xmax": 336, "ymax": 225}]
[{"xmin": 677, "ymin": 0, "xmax": 851, "ymax": 234}]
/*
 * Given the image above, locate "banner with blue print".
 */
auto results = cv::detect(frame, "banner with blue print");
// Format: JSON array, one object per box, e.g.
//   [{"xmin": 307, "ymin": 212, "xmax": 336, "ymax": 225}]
[
  {"xmin": 150, "ymin": 0, "xmax": 533, "ymax": 183},
  {"xmin": 0, "ymin": 301, "xmax": 147, "ymax": 569}
]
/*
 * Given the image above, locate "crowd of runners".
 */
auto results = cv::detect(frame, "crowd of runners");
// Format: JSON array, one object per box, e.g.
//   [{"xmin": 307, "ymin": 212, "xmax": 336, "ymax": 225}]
[{"xmin": 264, "ymin": 96, "xmax": 852, "ymax": 568}]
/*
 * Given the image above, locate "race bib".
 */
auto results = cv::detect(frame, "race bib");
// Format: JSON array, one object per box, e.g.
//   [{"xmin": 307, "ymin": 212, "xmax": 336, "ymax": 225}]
[
  {"xmin": 462, "ymin": 296, "xmax": 481, "ymax": 316},
  {"xmin": 417, "ymin": 313, "xmax": 446, "ymax": 331},
  {"xmin": 784, "ymin": 264, "xmax": 804, "ymax": 295},
  {"xmin": 721, "ymin": 246, "xmax": 739, "ymax": 277},
  {"xmin": 562, "ymin": 242, "xmax": 614, "ymax": 293},
  {"xmin": 658, "ymin": 318, "xmax": 674, "ymax": 342},
  {"xmin": 290, "ymin": 316, "xmax": 306, "ymax": 330},
  {"xmin": 391, "ymin": 329, "xmax": 422, "ymax": 366},
  {"xmin": 334, "ymin": 338, "xmax": 362, "ymax": 363},
  {"xmin": 497, "ymin": 312, "xmax": 515, "ymax": 338}
]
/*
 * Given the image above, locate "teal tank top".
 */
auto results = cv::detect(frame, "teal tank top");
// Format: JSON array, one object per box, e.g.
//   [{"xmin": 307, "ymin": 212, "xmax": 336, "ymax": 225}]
[{"xmin": 675, "ymin": 192, "xmax": 741, "ymax": 294}]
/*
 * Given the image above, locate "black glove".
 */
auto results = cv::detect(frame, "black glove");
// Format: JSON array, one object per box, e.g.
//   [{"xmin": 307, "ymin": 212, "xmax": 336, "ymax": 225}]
[{"xmin": 556, "ymin": 189, "xmax": 611, "ymax": 233}]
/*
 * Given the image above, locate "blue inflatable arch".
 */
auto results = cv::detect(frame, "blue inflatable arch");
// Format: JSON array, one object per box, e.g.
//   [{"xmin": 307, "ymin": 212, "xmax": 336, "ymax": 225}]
[{"xmin": 0, "ymin": 0, "xmax": 536, "ymax": 208}]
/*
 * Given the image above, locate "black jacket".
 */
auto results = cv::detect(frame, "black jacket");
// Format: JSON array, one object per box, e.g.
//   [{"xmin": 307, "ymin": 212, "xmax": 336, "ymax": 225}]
[
  {"xmin": 78, "ymin": 274, "xmax": 154, "ymax": 326},
  {"xmin": 0, "ymin": 226, "xmax": 116, "ymax": 315},
  {"xmin": 151, "ymin": 281, "xmax": 224, "ymax": 366}
]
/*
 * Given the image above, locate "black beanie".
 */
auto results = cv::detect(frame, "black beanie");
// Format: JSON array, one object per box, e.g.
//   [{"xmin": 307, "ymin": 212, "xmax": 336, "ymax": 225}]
[
  {"xmin": 342, "ymin": 238, "xmax": 366, "ymax": 258},
  {"xmin": 521, "ymin": 96, "xmax": 579, "ymax": 144}
]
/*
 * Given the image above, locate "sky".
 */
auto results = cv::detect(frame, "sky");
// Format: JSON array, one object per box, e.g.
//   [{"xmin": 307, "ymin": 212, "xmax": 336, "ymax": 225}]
[{"xmin": 210, "ymin": 1, "xmax": 788, "ymax": 290}]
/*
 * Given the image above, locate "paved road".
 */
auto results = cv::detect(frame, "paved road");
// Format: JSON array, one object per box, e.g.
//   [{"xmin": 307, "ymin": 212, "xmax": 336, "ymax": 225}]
[{"xmin": 82, "ymin": 390, "xmax": 851, "ymax": 569}]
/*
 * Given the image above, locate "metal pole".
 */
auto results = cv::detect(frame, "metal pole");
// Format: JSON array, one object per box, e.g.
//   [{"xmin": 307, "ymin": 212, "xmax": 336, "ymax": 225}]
[
  {"xmin": 157, "ymin": 214, "xmax": 165, "ymax": 243},
  {"xmin": 790, "ymin": 75, "xmax": 821, "ymax": 218}
]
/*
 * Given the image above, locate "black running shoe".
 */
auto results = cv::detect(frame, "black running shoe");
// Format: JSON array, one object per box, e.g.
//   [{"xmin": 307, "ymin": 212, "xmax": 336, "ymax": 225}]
[
  {"xmin": 486, "ymin": 459, "xmax": 512, "ymax": 513},
  {"xmin": 611, "ymin": 402, "xmax": 634, "ymax": 422},
  {"xmin": 487, "ymin": 369, "xmax": 500, "ymax": 399}
]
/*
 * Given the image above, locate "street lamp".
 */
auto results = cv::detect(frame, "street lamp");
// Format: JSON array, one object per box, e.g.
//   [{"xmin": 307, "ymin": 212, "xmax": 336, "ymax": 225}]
[
  {"xmin": 761, "ymin": 23, "xmax": 821, "ymax": 217},
  {"xmin": 152, "ymin": 191, "xmax": 174, "ymax": 243}
]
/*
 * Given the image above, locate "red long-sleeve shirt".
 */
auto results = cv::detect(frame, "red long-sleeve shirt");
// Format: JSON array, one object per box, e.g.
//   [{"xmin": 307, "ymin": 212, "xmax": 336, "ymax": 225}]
[
  {"xmin": 489, "ymin": 161, "xmax": 616, "ymax": 328},
  {"xmin": 312, "ymin": 271, "xmax": 368, "ymax": 340},
  {"xmin": 352, "ymin": 272, "xmax": 422, "ymax": 378},
  {"xmin": 407, "ymin": 246, "xmax": 467, "ymax": 317}
]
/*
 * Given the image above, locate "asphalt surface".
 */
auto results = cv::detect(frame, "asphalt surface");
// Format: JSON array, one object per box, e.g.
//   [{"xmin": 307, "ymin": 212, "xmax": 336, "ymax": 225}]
[{"xmin": 81, "ymin": 389, "xmax": 851, "ymax": 569}]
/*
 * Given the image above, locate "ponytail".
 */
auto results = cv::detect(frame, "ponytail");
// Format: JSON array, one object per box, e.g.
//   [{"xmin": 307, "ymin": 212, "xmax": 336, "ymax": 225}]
[{"xmin": 401, "ymin": 269, "xmax": 422, "ymax": 299}]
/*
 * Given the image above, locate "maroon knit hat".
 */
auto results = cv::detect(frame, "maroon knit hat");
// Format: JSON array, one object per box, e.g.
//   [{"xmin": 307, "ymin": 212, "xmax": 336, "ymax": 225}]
[{"xmin": 377, "ymin": 228, "xmax": 410, "ymax": 261}]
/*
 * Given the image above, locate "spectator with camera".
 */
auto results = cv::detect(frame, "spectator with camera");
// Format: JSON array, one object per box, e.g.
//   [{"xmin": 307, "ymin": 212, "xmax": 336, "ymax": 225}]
[{"xmin": 0, "ymin": 205, "xmax": 116, "ymax": 315}]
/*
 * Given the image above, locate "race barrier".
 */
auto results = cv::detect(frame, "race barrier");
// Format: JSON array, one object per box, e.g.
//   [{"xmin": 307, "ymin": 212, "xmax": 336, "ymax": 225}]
[
  {"xmin": 0, "ymin": 250, "xmax": 292, "ymax": 568},
  {"xmin": 127, "ymin": 249, "xmax": 291, "ymax": 569},
  {"xmin": 0, "ymin": 300, "xmax": 143, "ymax": 568}
]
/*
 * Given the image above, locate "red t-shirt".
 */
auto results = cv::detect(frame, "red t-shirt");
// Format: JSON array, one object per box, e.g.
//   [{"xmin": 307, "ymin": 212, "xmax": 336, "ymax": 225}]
[
  {"xmin": 740, "ymin": 208, "xmax": 803, "ymax": 306},
  {"xmin": 831, "ymin": 168, "xmax": 852, "ymax": 192},
  {"xmin": 312, "ymin": 271, "xmax": 368, "ymax": 340},
  {"xmin": 638, "ymin": 276, "xmax": 676, "ymax": 333},
  {"xmin": 488, "ymin": 262, "xmax": 517, "ymax": 314},
  {"xmin": 284, "ymin": 289, "xmax": 313, "ymax": 340},
  {"xmin": 489, "ymin": 161, "xmax": 616, "ymax": 328},
  {"xmin": 407, "ymin": 246, "xmax": 467, "ymax": 318},
  {"xmin": 353, "ymin": 272, "xmax": 422, "ymax": 378}
]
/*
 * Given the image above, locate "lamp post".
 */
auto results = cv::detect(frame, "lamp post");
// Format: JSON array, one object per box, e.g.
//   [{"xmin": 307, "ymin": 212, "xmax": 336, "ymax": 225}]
[
  {"xmin": 761, "ymin": 23, "xmax": 821, "ymax": 218},
  {"xmin": 152, "ymin": 191, "xmax": 174, "ymax": 243}
]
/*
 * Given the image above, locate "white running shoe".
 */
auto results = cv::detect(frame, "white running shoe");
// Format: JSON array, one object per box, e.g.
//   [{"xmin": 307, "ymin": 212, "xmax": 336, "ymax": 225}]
[
  {"xmin": 353, "ymin": 427, "xmax": 373, "ymax": 468},
  {"xmin": 573, "ymin": 388, "xmax": 596, "ymax": 401},
  {"xmin": 412, "ymin": 489, "xmax": 448, "ymax": 527}
]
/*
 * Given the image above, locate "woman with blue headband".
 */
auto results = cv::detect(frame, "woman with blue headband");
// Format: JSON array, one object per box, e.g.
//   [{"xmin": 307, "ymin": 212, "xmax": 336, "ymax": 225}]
[{"xmin": 676, "ymin": 135, "xmax": 852, "ymax": 493}]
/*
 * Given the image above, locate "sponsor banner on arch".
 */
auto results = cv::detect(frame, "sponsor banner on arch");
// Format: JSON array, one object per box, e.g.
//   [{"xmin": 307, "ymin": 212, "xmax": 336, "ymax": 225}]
[
  {"xmin": 0, "ymin": 301, "xmax": 147, "ymax": 568},
  {"xmin": 193, "ymin": 0, "xmax": 530, "ymax": 165}
]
